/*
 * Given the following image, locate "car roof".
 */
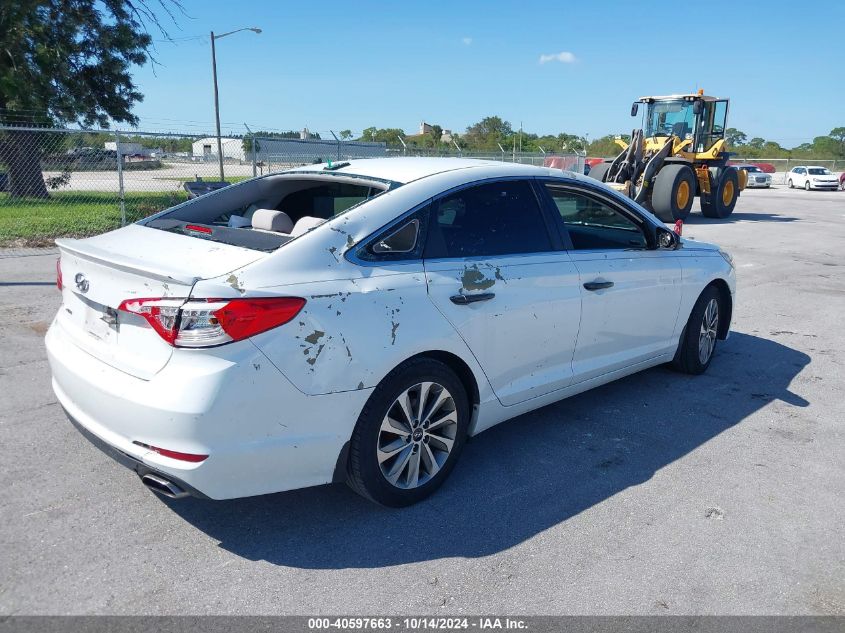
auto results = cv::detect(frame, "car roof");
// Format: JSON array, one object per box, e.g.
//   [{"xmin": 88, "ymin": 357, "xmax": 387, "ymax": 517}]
[{"xmin": 288, "ymin": 157, "xmax": 577, "ymax": 185}]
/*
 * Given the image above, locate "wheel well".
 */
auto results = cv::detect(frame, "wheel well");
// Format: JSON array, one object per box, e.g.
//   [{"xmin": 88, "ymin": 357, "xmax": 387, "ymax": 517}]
[
  {"xmin": 408, "ymin": 350, "xmax": 480, "ymax": 410},
  {"xmin": 707, "ymin": 279, "xmax": 733, "ymax": 339}
]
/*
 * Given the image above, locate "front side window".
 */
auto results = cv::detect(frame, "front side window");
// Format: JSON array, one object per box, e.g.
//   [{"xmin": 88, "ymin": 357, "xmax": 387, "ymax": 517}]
[
  {"xmin": 544, "ymin": 185, "xmax": 648, "ymax": 250},
  {"xmin": 425, "ymin": 180, "xmax": 552, "ymax": 258},
  {"xmin": 645, "ymin": 99, "xmax": 695, "ymax": 138}
]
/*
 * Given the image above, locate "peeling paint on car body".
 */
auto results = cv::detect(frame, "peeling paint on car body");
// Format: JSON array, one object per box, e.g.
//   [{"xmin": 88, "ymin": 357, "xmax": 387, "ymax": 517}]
[
  {"xmin": 461, "ymin": 265, "xmax": 496, "ymax": 291},
  {"xmin": 304, "ymin": 330, "xmax": 325, "ymax": 345}
]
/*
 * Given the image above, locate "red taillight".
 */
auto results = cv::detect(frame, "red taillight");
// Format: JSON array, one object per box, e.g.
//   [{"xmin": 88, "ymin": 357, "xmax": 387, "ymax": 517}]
[
  {"xmin": 133, "ymin": 441, "xmax": 208, "ymax": 463},
  {"xmin": 118, "ymin": 296, "xmax": 306, "ymax": 347},
  {"xmin": 212, "ymin": 297, "xmax": 307, "ymax": 341},
  {"xmin": 118, "ymin": 298, "xmax": 183, "ymax": 344},
  {"xmin": 56, "ymin": 258, "xmax": 63, "ymax": 291}
]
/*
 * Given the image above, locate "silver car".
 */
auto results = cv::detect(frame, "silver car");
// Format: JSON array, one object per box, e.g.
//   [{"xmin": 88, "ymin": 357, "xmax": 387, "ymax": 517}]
[{"xmin": 735, "ymin": 164, "xmax": 772, "ymax": 188}]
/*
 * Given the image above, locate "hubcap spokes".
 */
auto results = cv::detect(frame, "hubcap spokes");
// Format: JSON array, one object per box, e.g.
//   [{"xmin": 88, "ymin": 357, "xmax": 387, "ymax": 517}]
[
  {"xmin": 698, "ymin": 299, "xmax": 719, "ymax": 364},
  {"xmin": 377, "ymin": 382, "xmax": 457, "ymax": 489}
]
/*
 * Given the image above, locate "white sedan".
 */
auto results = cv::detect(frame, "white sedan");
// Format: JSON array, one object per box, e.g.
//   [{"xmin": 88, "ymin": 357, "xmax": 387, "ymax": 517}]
[
  {"xmin": 46, "ymin": 158, "xmax": 735, "ymax": 507},
  {"xmin": 787, "ymin": 166, "xmax": 840, "ymax": 190}
]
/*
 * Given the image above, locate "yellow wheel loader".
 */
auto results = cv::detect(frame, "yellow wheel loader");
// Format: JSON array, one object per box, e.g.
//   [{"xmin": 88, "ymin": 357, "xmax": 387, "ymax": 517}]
[{"xmin": 589, "ymin": 91, "xmax": 746, "ymax": 221}]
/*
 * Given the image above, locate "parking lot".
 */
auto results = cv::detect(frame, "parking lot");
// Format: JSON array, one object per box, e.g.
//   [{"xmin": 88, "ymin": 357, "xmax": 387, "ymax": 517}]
[{"xmin": 0, "ymin": 185, "xmax": 842, "ymax": 615}]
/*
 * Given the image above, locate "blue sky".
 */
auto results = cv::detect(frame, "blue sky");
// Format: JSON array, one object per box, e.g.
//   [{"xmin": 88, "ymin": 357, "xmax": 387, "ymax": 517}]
[{"xmin": 131, "ymin": 0, "xmax": 845, "ymax": 146}]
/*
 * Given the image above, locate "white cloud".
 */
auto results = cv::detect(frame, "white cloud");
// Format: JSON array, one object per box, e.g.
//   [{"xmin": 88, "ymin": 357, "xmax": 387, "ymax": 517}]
[
  {"xmin": 539, "ymin": 51, "xmax": 577, "ymax": 64},
  {"xmin": 462, "ymin": 37, "xmax": 473, "ymax": 46}
]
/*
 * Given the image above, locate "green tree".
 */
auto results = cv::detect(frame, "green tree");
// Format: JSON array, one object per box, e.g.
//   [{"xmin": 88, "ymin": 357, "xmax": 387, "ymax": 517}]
[
  {"xmin": 725, "ymin": 128, "xmax": 747, "ymax": 147},
  {"xmin": 429, "ymin": 124, "xmax": 443, "ymax": 145},
  {"xmin": 0, "ymin": 0, "xmax": 182, "ymax": 198},
  {"xmin": 586, "ymin": 134, "xmax": 628, "ymax": 158},
  {"xmin": 747, "ymin": 137, "xmax": 766, "ymax": 150},
  {"xmin": 809, "ymin": 135, "xmax": 842, "ymax": 159},
  {"xmin": 339, "ymin": 129, "xmax": 353, "ymax": 141},
  {"xmin": 826, "ymin": 127, "xmax": 845, "ymax": 157},
  {"xmin": 357, "ymin": 127, "xmax": 406, "ymax": 143},
  {"xmin": 464, "ymin": 116, "xmax": 513, "ymax": 149}
]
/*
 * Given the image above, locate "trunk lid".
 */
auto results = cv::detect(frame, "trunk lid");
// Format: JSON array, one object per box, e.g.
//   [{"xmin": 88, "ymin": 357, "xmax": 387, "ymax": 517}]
[{"xmin": 55, "ymin": 224, "xmax": 265, "ymax": 379}]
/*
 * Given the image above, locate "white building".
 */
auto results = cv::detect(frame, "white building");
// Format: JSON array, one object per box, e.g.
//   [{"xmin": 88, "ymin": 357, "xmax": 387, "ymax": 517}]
[
  {"xmin": 191, "ymin": 137, "xmax": 246, "ymax": 161},
  {"xmin": 418, "ymin": 121, "xmax": 453, "ymax": 143}
]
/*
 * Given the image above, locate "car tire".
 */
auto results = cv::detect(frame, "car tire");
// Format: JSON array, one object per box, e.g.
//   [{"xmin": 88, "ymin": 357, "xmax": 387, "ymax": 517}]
[
  {"xmin": 804, "ymin": 181, "xmax": 811, "ymax": 191},
  {"xmin": 671, "ymin": 286, "xmax": 723, "ymax": 375},
  {"xmin": 788, "ymin": 179, "xmax": 793, "ymax": 188},
  {"xmin": 346, "ymin": 357, "xmax": 470, "ymax": 507}
]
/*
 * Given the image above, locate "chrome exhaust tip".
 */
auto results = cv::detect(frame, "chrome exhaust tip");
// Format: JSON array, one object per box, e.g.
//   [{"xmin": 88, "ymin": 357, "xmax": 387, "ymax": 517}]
[{"xmin": 141, "ymin": 473, "xmax": 189, "ymax": 499}]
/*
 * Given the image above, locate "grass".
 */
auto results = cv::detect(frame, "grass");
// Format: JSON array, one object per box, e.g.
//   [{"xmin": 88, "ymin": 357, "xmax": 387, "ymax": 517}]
[{"xmin": 0, "ymin": 190, "xmax": 188, "ymax": 247}]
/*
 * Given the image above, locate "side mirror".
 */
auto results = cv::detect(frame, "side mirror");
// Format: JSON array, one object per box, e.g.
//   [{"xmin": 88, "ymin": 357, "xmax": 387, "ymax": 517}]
[
  {"xmin": 630, "ymin": 102, "xmax": 639, "ymax": 117},
  {"xmin": 657, "ymin": 228, "xmax": 680, "ymax": 250},
  {"xmin": 692, "ymin": 100, "xmax": 704, "ymax": 115}
]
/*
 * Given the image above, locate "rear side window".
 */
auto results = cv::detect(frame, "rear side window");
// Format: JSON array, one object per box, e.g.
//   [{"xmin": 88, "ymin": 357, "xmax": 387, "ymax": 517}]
[
  {"xmin": 357, "ymin": 205, "xmax": 429, "ymax": 263},
  {"xmin": 425, "ymin": 180, "xmax": 552, "ymax": 258},
  {"xmin": 545, "ymin": 185, "xmax": 647, "ymax": 250}
]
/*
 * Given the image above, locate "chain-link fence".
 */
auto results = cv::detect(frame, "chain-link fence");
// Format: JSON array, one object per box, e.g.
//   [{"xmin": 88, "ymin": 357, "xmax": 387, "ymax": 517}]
[{"xmin": 0, "ymin": 124, "xmax": 583, "ymax": 247}]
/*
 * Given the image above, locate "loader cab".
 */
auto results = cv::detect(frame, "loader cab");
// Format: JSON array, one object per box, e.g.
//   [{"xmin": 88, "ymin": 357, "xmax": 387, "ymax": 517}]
[
  {"xmin": 695, "ymin": 98, "xmax": 728, "ymax": 153},
  {"xmin": 637, "ymin": 94, "xmax": 729, "ymax": 154}
]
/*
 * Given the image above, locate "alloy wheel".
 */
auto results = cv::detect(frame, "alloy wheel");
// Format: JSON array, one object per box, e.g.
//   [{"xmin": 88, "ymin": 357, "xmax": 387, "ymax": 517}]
[
  {"xmin": 377, "ymin": 382, "xmax": 458, "ymax": 489},
  {"xmin": 698, "ymin": 298, "xmax": 719, "ymax": 365}
]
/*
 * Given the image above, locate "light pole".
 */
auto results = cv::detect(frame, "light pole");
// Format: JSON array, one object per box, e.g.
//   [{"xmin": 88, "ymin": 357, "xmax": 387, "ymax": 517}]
[{"xmin": 210, "ymin": 27, "xmax": 261, "ymax": 181}]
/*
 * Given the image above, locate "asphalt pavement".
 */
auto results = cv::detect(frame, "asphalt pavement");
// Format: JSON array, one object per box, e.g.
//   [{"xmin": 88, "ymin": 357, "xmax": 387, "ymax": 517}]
[{"xmin": 0, "ymin": 185, "xmax": 842, "ymax": 615}]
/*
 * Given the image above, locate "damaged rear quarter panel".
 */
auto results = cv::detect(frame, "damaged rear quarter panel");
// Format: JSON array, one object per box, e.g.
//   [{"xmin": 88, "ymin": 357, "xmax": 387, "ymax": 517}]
[{"xmin": 244, "ymin": 270, "xmax": 481, "ymax": 395}]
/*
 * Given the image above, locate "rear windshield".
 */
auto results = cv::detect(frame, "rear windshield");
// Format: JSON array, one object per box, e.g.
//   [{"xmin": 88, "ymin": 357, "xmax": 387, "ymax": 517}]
[{"xmin": 141, "ymin": 173, "xmax": 393, "ymax": 251}]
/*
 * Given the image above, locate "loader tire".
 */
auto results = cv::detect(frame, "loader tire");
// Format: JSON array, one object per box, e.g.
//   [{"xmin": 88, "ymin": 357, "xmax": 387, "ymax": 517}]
[
  {"xmin": 652, "ymin": 164, "xmax": 696, "ymax": 222},
  {"xmin": 588, "ymin": 161, "xmax": 612, "ymax": 183},
  {"xmin": 701, "ymin": 167, "xmax": 739, "ymax": 219}
]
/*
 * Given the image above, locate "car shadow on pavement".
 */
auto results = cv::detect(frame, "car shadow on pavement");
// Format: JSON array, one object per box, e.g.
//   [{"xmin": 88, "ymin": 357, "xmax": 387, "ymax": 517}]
[
  {"xmin": 164, "ymin": 332, "xmax": 809, "ymax": 569},
  {"xmin": 683, "ymin": 212, "xmax": 799, "ymax": 225}
]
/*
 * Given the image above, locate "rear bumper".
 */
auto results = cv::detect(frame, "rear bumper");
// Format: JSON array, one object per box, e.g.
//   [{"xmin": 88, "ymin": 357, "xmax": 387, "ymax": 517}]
[
  {"xmin": 64, "ymin": 409, "xmax": 209, "ymax": 499},
  {"xmin": 46, "ymin": 318, "xmax": 373, "ymax": 500}
]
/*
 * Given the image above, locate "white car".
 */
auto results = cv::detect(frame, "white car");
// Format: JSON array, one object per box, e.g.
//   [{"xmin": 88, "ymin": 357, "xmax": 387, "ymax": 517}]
[
  {"xmin": 46, "ymin": 158, "xmax": 735, "ymax": 507},
  {"xmin": 734, "ymin": 164, "xmax": 771, "ymax": 188},
  {"xmin": 787, "ymin": 165, "xmax": 840, "ymax": 190}
]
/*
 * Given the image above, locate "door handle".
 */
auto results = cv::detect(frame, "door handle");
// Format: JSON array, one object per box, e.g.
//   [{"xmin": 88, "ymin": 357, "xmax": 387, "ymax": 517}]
[
  {"xmin": 450, "ymin": 292, "xmax": 495, "ymax": 305},
  {"xmin": 583, "ymin": 280, "xmax": 614, "ymax": 291}
]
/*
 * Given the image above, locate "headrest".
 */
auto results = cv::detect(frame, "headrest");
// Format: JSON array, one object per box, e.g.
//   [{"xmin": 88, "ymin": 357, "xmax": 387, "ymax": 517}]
[
  {"xmin": 251, "ymin": 209, "xmax": 293, "ymax": 233},
  {"xmin": 290, "ymin": 216, "xmax": 327, "ymax": 237}
]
